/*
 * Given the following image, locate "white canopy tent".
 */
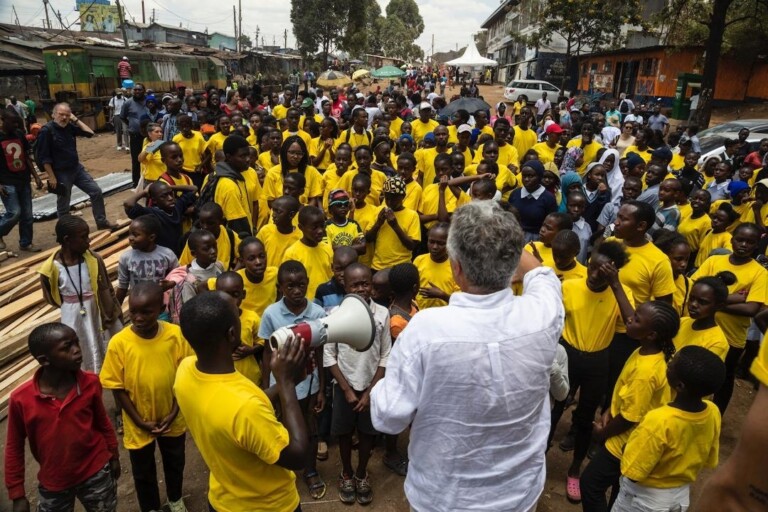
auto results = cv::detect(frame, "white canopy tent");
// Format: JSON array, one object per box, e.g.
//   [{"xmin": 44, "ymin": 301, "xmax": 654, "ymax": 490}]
[{"xmin": 445, "ymin": 40, "xmax": 498, "ymax": 67}]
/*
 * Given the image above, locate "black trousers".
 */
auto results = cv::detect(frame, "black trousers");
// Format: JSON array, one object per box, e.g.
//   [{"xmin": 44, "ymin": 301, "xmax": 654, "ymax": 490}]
[
  {"xmin": 129, "ymin": 131, "xmax": 144, "ymax": 187},
  {"xmin": 550, "ymin": 341, "xmax": 609, "ymax": 460},
  {"xmin": 603, "ymin": 332, "xmax": 639, "ymax": 411},
  {"xmin": 128, "ymin": 433, "xmax": 186, "ymax": 512},
  {"xmin": 713, "ymin": 345, "xmax": 744, "ymax": 415},
  {"xmin": 580, "ymin": 445, "xmax": 621, "ymax": 512}
]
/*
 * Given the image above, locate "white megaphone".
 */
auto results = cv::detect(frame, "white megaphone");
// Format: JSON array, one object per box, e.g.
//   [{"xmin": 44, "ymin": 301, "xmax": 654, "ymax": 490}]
[{"xmin": 269, "ymin": 294, "xmax": 375, "ymax": 352}]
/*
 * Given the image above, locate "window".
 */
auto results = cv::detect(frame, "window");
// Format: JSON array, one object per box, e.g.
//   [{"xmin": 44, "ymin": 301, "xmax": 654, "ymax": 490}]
[
  {"xmin": 640, "ymin": 58, "xmax": 655, "ymax": 76},
  {"xmin": 603, "ymin": 60, "xmax": 612, "ymax": 73},
  {"xmin": 542, "ymin": 83, "xmax": 558, "ymax": 91},
  {"xmin": 191, "ymin": 68, "xmax": 199, "ymax": 83}
]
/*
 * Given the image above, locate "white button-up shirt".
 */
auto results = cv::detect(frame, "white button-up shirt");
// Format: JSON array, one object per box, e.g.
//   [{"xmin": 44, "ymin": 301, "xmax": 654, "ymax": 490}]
[{"xmin": 370, "ymin": 267, "xmax": 564, "ymax": 512}]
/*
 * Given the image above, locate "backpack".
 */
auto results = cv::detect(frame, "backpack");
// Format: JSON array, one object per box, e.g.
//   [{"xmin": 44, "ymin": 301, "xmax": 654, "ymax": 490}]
[
  {"xmin": 196, "ymin": 173, "xmax": 228, "ymax": 212},
  {"xmin": 619, "ymin": 100, "xmax": 630, "ymax": 114},
  {"xmin": 164, "ymin": 265, "xmax": 196, "ymax": 324}
]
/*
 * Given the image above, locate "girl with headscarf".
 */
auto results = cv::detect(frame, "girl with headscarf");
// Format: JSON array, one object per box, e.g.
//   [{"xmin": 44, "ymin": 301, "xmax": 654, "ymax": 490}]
[
  {"xmin": 599, "ymin": 148, "xmax": 624, "ymax": 205},
  {"xmin": 560, "ymin": 147, "xmax": 584, "ymax": 175},
  {"xmin": 491, "ymin": 102, "xmax": 513, "ymax": 127},
  {"xmin": 558, "ymin": 171, "xmax": 584, "ymax": 212}
]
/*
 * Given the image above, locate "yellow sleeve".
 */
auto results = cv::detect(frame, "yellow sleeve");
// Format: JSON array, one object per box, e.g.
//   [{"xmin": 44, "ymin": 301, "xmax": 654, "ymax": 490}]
[
  {"xmin": 306, "ymin": 167, "xmax": 323, "ymax": 198},
  {"xmin": 262, "ymin": 170, "xmax": 282, "ymax": 203},
  {"xmin": 216, "ymin": 179, "xmax": 250, "ymax": 221},
  {"xmin": 620, "ymin": 412, "xmax": 667, "ymax": 482},
  {"xmin": 746, "ymin": 267, "xmax": 768, "ymax": 304},
  {"xmin": 752, "ymin": 338, "xmax": 768, "ymax": 385},
  {"xmin": 233, "ymin": 393, "xmax": 290, "ymax": 465},
  {"xmin": 651, "ymin": 256, "xmax": 677, "ymax": 298},
  {"xmin": 179, "ymin": 243, "xmax": 193, "ymax": 266},
  {"xmin": 616, "ymin": 369, "xmax": 661, "ymax": 423},
  {"xmin": 99, "ymin": 334, "xmax": 125, "ymax": 390},
  {"xmin": 405, "ymin": 210, "xmax": 421, "ymax": 241}
]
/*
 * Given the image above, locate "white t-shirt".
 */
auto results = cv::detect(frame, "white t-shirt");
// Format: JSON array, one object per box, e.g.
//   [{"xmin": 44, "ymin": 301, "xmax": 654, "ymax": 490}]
[{"xmin": 535, "ymin": 99, "xmax": 552, "ymax": 116}]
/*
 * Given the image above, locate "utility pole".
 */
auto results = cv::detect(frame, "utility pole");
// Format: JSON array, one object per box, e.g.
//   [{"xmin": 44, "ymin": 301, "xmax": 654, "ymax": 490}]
[
  {"xmin": 431, "ymin": 34, "xmax": 434, "ymax": 63},
  {"xmin": 151, "ymin": 8, "xmax": 155, "ymax": 23},
  {"xmin": 141, "ymin": 0, "xmax": 145, "ymax": 23},
  {"xmin": 115, "ymin": 0, "xmax": 129, "ymax": 49},
  {"xmin": 255, "ymin": 26, "xmax": 259, "ymax": 49},
  {"xmin": 57, "ymin": 10, "xmax": 64, "ymax": 29},
  {"xmin": 12, "ymin": 5, "xmax": 20, "ymax": 26},
  {"xmin": 43, "ymin": 0, "xmax": 51, "ymax": 29},
  {"xmin": 283, "ymin": 29, "xmax": 287, "ymax": 49},
  {"xmin": 232, "ymin": 6, "xmax": 238, "ymax": 52},
  {"xmin": 261, "ymin": 36, "xmax": 265, "ymax": 48},
  {"xmin": 273, "ymin": 35, "xmax": 275, "ymax": 46},
  {"xmin": 238, "ymin": 0, "xmax": 242, "ymax": 50}
]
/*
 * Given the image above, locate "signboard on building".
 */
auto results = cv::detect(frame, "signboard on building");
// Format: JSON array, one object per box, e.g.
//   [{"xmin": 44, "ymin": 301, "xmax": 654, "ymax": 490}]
[
  {"xmin": 79, "ymin": 3, "xmax": 119, "ymax": 32},
  {"xmin": 593, "ymin": 73, "xmax": 614, "ymax": 90}
]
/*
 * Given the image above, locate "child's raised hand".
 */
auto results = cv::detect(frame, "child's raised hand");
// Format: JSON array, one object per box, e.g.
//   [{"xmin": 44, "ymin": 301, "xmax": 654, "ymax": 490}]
[
  {"xmin": 597, "ymin": 182, "xmax": 608, "ymax": 193},
  {"xmin": 598, "ymin": 261, "xmax": 620, "ymax": 287}
]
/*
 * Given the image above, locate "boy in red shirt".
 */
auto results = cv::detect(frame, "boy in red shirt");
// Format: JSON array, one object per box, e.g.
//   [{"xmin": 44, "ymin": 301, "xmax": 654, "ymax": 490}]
[{"xmin": 5, "ymin": 322, "xmax": 120, "ymax": 511}]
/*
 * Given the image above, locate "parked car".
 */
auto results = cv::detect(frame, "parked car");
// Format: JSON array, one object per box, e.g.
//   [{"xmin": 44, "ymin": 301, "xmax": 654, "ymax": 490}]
[{"xmin": 503, "ymin": 79, "xmax": 561, "ymax": 102}]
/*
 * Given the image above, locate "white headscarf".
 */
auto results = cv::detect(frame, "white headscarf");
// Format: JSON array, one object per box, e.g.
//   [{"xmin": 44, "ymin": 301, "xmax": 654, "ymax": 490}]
[{"xmin": 599, "ymin": 148, "xmax": 623, "ymax": 205}]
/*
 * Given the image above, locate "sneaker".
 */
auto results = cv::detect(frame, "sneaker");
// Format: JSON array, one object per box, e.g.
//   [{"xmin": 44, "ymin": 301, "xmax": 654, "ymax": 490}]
[
  {"xmin": 317, "ymin": 440, "xmax": 329, "ymax": 460},
  {"xmin": 0, "ymin": 237, "xmax": 5, "ymax": 250},
  {"xmin": 19, "ymin": 244, "xmax": 41, "ymax": 253},
  {"xmin": 559, "ymin": 432, "xmax": 575, "ymax": 452},
  {"xmin": 355, "ymin": 473, "xmax": 373, "ymax": 505},
  {"xmin": 167, "ymin": 498, "xmax": 187, "ymax": 512},
  {"xmin": 116, "ymin": 145, "xmax": 122, "ymax": 150},
  {"xmin": 338, "ymin": 472, "xmax": 355, "ymax": 504}
]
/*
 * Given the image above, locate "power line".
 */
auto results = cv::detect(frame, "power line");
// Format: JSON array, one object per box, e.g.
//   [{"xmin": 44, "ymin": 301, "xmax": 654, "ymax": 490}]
[{"xmin": 149, "ymin": 0, "xmax": 231, "ymax": 26}]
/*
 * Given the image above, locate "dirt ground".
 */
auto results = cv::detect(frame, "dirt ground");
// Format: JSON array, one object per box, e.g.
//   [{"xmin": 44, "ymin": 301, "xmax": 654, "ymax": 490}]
[{"xmin": 0, "ymin": 85, "xmax": 761, "ymax": 511}]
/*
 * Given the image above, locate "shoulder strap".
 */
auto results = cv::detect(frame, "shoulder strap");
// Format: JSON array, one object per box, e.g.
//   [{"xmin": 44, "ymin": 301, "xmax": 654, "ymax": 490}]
[
  {"xmin": 389, "ymin": 304, "xmax": 413, "ymax": 322},
  {"xmin": 226, "ymin": 228, "xmax": 236, "ymax": 271}
]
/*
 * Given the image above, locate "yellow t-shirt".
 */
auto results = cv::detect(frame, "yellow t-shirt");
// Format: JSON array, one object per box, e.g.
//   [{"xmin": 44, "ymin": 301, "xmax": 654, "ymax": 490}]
[
  {"xmin": 271, "ymin": 104, "xmax": 288, "ymax": 120},
  {"xmin": 562, "ymin": 278, "xmax": 635, "ymax": 352},
  {"xmin": 692, "ymin": 255, "xmax": 768, "ymax": 348},
  {"xmin": 325, "ymin": 219, "xmax": 364, "ymax": 247},
  {"xmin": 413, "ymin": 254, "xmax": 459, "ymax": 310},
  {"xmin": 447, "ymin": 125, "xmax": 459, "ymax": 145},
  {"xmin": 556, "ymin": 261, "xmax": 587, "ymax": 282},
  {"xmin": 235, "ymin": 309, "xmax": 264, "ymax": 386},
  {"xmin": 257, "ymin": 223, "xmax": 301, "ymax": 267},
  {"xmin": 415, "ymin": 147, "xmax": 451, "ymax": 187},
  {"xmin": 173, "ymin": 131, "xmax": 206, "ymax": 172},
  {"xmin": 672, "ymin": 274, "xmax": 692, "ymax": 318},
  {"xmin": 320, "ymin": 165, "xmax": 348, "ymax": 211},
  {"xmin": 205, "ymin": 131, "xmax": 228, "ymax": 161},
  {"xmin": 531, "ymin": 142, "xmax": 561, "ymax": 165},
  {"xmin": 610, "ymin": 239, "xmax": 676, "ymax": 333},
  {"xmin": 239, "ymin": 267, "xmax": 278, "ymax": 317},
  {"xmin": 605, "ymin": 349, "xmax": 671, "ymax": 459},
  {"xmin": 351, "ymin": 202, "xmax": 378, "ymax": 267},
  {"xmin": 669, "ymin": 152, "xmax": 686, "ymax": 171},
  {"xmin": 243, "ymin": 167, "xmax": 269, "ymax": 230},
  {"xmin": 310, "ymin": 136, "xmax": 334, "ymax": 171},
  {"xmin": 389, "ymin": 117, "xmax": 404, "ymax": 141},
  {"xmin": 513, "ymin": 126, "xmax": 538, "ymax": 159},
  {"xmin": 418, "ymin": 184, "xmax": 471, "ymax": 229},
  {"xmin": 180, "ymin": 226, "xmax": 241, "ymax": 271},
  {"xmin": 404, "ymin": 180, "xmax": 423, "ymax": 212},
  {"xmin": 678, "ymin": 213, "xmax": 711, "ymax": 252},
  {"xmin": 621, "ymin": 402, "xmax": 720, "ymax": 488},
  {"xmin": 282, "ymin": 129, "xmax": 311, "ymax": 149},
  {"xmin": 673, "ymin": 317, "xmax": 729, "ymax": 361},
  {"xmin": 622, "ymin": 145, "xmax": 653, "ymax": 162},
  {"xmin": 258, "ymin": 151, "xmax": 280, "ymax": 171},
  {"xmin": 334, "ymin": 129, "xmax": 372, "ymax": 150},
  {"xmin": 263, "ymin": 165, "xmax": 323, "ymax": 205},
  {"xmin": 751, "ymin": 334, "xmax": 768, "ymax": 385},
  {"xmin": 173, "ymin": 357, "xmax": 299, "ymax": 512},
  {"xmin": 524, "ymin": 241, "xmax": 555, "ymax": 268},
  {"xmin": 371, "ymin": 207, "xmax": 421, "ymax": 270},
  {"xmin": 338, "ymin": 170, "xmax": 387, "ymax": 207},
  {"xmin": 695, "ymin": 230, "xmax": 732, "ymax": 268},
  {"xmin": 283, "ymin": 240, "xmax": 333, "ymax": 299},
  {"xmin": 100, "ymin": 322, "xmax": 191, "ymax": 449},
  {"xmin": 474, "ymin": 143, "xmax": 520, "ymax": 170},
  {"xmin": 738, "ymin": 201, "xmax": 768, "ymax": 226},
  {"xmin": 214, "ymin": 174, "xmax": 253, "ymax": 233},
  {"xmin": 411, "ymin": 119, "xmax": 439, "ymax": 144},
  {"xmin": 678, "ymin": 202, "xmax": 693, "ymax": 222},
  {"xmin": 141, "ymin": 142, "xmax": 165, "ymax": 181},
  {"xmin": 567, "ymin": 139, "xmax": 604, "ymax": 175}
]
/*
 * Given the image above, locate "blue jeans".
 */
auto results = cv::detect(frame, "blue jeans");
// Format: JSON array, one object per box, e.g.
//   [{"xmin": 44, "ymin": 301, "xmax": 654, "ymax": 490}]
[
  {"xmin": 0, "ymin": 181, "xmax": 33, "ymax": 246},
  {"xmin": 55, "ymin": 164, "xmax": 107, "ymax": 225}
]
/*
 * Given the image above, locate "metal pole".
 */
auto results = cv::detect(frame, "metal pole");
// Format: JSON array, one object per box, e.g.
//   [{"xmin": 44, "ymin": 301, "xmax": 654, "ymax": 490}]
[
  {"xmin": 43, "ymin": 0, "xmax": 51, "ymax": 29},
  {"xmin": 116, "ymin": 0, "xmax": 129, "ymax": 49},
  {"xmin": 233, "ymin": 6, "xmax": 238, "ymax": 52}
]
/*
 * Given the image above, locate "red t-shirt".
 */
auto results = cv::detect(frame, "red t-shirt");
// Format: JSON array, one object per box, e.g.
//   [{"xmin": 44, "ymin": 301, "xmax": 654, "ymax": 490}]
[{"xmin": 4, "ymin": 369, "xmax": 118, "ymax": 498}]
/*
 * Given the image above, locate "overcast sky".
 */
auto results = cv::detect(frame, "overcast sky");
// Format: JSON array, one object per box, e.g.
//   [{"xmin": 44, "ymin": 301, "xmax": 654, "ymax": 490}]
[{"xmin": 3, "ymin": 0, "xmax": 499, "ymax": 56}]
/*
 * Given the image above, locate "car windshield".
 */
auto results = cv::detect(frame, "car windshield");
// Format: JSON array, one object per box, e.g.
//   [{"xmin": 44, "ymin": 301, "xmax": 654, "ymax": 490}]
[
  {"xmin": 699, "ymin": 136, "xmax": 727, "ymax": 155},
  {"xmin": 698, "ymin": 121, "xmax": 768, "ymax": 139}
]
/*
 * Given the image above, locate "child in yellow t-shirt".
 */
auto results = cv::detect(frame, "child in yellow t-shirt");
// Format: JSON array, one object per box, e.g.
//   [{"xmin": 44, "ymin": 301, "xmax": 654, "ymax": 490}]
[
  {"xmin": 139, "ymin": 123, "xmax": 165, "ymax": 182},
  {"xmin": 368, "ymin": 176, "xmax": 421, "ymax": 271},
  {"xmin": 694, "ymin": 202, "xmax": 737, "ymax": 268},
  {"xmin": 418, "ymin": 153, "xmax": 470, "ymax": 231},
  {"xmin": 322, "ymin": 146, "xmax": 353, "ymax": 212},
  {"xmin": 283, "ymin": 206, "xmax": 333, "ymax": 300},
  {"xmin": 179, "ymin": 202, "xmax": 241, "ymax": 272},
  {"xmin": 551, "ymin": 230, "xmax": 587, "ymax": 282},
  {"xmin": 673, "ymin": 275, "xmax": 731, "ymax": 360},
  {"xmin": 258, "ymin": 195, "xmax": 302, "ymax": 266},
  {"xmin": 654, "ymin": 231, "xmax": 693, "ymax": 317},
  {"xmin": 100, "ymin": 282, "xmax": 190, "ymax": 512},
  {"xmin": 349, "ymin": 174, "xmax": 378, "ymax": 267},
  {"xmin": 615, "ymin": 346, "xmax": 724, "ymax": 511},
  {"xmin": 215, "ymin": 271, "xmax": 264, "ymax": 386},
  {"xmin": 580, "ymin": 301, "xmax": 677, "ymax": 510},
  {"xmin": 524, "ymin": 211, "xmax": 573, "ymax": 269},
  {"xmin": 678, "ymin": 189, "xmax": 712, "ymax": 255},
  {"xmin": 172, "ymin": 114, "xmax": 209, "ymax": 188},
  {"xmin": 396, "ymin": 152, "xmax": 423, "ymax": 212},
  {"xmin": 413, "ymin": 223, "xmax": 458, "ymax": 309},
  {"xmin": 325, "ymin": 189, "xmax": 365, "ymax": 254}
]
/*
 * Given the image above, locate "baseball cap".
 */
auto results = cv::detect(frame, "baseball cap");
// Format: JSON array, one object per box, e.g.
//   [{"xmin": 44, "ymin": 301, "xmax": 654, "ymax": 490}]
[
  {"xmin": 457, "ymin": 124, "xmax": 472, "ymax": 134},
  {"xmin": 651, "ymin": 147, "xmax": 673, "ymax": 160},
  {"xmin": 545, "ymin": 123, "xmax": 564, "ymax": 134},
  {"xmin": 328, "ymin": 189, "xmax": 350, "ymax": 206},
  {"xmin": 383, "ymin": 176, "xmax": 407, "ymax": 195},
  {"xmin": 355, "ymin": 92, "xmax": 365, "ymax": 99},
  {"xmin": 300, "ymin": 98, "xmax": 314, "ymax": 108},
  {"xmin": 423, "ymin": 132, "xmax": 436, "ymax": 143},
  {"xmin": 419, "ymin": 101, "xmax": 432, "ymax": 110}
]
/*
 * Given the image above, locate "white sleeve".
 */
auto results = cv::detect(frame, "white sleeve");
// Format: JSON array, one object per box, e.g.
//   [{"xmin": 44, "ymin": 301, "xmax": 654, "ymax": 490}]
[{"xmin": 549, "ymin": 344, "xmax": 570, "ymax": 402}]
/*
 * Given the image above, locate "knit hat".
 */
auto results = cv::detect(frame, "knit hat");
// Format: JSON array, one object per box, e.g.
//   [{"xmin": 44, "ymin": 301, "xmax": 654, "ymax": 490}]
[
  {"xmin": 523, "ymin": 159, "xmax": 545, "ymax": 179},
  {"xmin": 328, "ymin": 188, "xmax": 350, "ymax": 206},
  {"xmin": 728, "ymin": 180, "xmax": 750, "ymax": 198},
  {"xmin": 383, "ymin": 176, "xmax": 407, "ymax": 195},
  {"xmin": 625, "ymin": 152, "xmax": 645, "ymax": 169},
  {"xmin": 651, "ymin": 147, "xmax": 673, "ymax": 161},
  {"xmin": 398, "ymin": 134, "xmax": 414, "ymax": 144}
]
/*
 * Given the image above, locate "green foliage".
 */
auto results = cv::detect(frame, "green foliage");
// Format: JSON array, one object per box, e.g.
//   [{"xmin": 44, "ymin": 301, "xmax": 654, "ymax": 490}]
[
  {"xmin": 238, "ymin": 34, "xmax": 252, "ymax": 50},
  {"xmin": 290, "ymin": 0, "xmax": 346, "ymax": 60},
  {"xmin": 385, "ymin": 0, "xmax": 425, "ymax": 40}
]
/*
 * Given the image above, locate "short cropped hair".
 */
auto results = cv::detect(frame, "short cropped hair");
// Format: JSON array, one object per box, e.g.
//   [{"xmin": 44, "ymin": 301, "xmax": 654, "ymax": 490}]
[{"xmin": 180, "ymin": 292, "xmax": 240, "ymax": 353}]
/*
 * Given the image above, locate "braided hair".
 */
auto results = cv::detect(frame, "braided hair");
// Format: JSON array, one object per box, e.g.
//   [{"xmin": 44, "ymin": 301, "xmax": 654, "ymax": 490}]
[
  {"xmin": 645, "ymin": 300, "xmax": 680, "ymax": 361},
  {"xmin": 389, "ymin": 262, "xmax": 419, "ymax": 296},
  {"xmin": 673, "ymin": 345, "xmax": 726, "ymax": 398},
  {"xmin": 55, "ymin": 215, "xmax": 88, "ymax": 245},
  {"xmin": 693, "ymin": 271, "xmax": 737, "ymax": 306}
]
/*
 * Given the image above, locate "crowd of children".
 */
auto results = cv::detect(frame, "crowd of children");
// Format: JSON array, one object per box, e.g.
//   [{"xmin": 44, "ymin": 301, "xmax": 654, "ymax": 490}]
[{"xmin": 5, "ymin": 84, "xmax": 768, "ymax": 512}]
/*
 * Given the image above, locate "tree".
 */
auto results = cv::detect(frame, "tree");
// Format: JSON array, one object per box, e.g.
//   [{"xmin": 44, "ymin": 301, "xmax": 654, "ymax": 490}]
[
  {"xmin": 475, "ymin": 31, "xmax": 488, "ymax": 56},
  {"xmin": 238, "ymin": 34, "xmax": 252, "ymax": 51},
  {"xmin": 650, "ymin": 0, "xmax": 768, "ymax": 127},
  {"xmin": 385, "ymin": 0, "xmax": 424, "ymax": 41},
  {"xmin": 512, "ymin": 0, "xmax": 643, "ymax": 91},
  {"xmin": 290, "ymin": 0, "xmax": 346, "ymax": 68}
]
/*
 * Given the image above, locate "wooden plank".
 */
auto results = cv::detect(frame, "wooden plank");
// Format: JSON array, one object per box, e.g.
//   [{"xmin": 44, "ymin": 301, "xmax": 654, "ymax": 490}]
[
  {"xmin": 0, "ymin": 290, "xmax": 43, "ymax": 324},
  {"xmin": 0, "ymin": 358, "xmax": 39, "ymax": 421},
  {"xmin": 0, "ymin": 269, "xmax": 34, "ymax": 295},
  {"xmin": 0, "ymin": 308, "xmax": 39, "ymax": 337},
  {"xmin": 0, "ymin": 274, "xmax": 41, "ymax": 307},
  {"xmin": 0, "ymin": 309, "xmax": 60, "ymax": 367}
]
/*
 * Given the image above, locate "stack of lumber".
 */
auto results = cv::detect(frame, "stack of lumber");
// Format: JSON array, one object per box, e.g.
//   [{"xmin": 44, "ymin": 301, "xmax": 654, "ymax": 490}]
[{"xmin": 0, "ymin": 219, "xmax": 132, "ymax": 420}]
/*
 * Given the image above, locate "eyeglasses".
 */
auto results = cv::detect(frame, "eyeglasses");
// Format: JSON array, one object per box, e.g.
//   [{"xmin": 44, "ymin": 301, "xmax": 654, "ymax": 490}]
[{"xmin": 287, "ymin": 150, "xmax": 304, "ymax": 156}]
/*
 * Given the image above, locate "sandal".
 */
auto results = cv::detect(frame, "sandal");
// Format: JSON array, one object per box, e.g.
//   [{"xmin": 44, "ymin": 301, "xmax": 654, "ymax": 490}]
[
  {"xmin": 383, "ymin": 454, "xmax": 408, "ymax": 476},
  {"xmin": 338, "ymin": 472, "xmax": 355, "ymax": 504},
  {"xmin": 355, "ymin": 473, "xmax": 373, "ymax": 505},
  {"xmin": 317, "ymin": 440, "xmax": 329, "ymax": 461},
  {"xmin": 566, "ymin": 475, "xmax": 581, "ymax": 503},
  {"xmin": 304, "ymin": 470, "xmax": 327, "ymax": 500}
]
